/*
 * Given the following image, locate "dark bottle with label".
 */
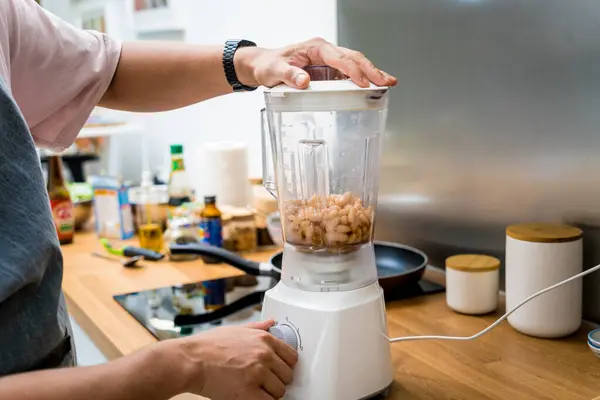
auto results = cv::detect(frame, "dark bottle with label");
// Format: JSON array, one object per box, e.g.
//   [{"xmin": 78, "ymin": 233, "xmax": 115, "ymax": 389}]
[
  {"xmin": 203, "ymin": 278, "xmax": 226, "ymax": 315},
  {"xmin": 199, "ymin": 195, "xmax": 223, "ymax": 264},
  {"xmin": 47, "ymin": 155, "xmax": 74, "ymax": 245}
]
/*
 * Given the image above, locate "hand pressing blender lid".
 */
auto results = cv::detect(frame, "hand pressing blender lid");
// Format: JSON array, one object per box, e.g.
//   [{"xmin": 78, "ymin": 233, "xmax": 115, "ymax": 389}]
[{"xmin": 260, "ymin": 66, "xmax": 394, "ymax": 400}]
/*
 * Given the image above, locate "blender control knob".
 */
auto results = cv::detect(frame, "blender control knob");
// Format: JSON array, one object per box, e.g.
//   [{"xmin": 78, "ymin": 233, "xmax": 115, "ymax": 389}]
[{"xmin": 268, "ymin": 324, "xmax": 299, "ymax": 350}]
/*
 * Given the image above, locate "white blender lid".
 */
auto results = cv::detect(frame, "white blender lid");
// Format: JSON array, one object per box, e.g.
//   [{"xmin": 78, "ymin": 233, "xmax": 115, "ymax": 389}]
[
  {"xmin": 265, "ymin": 80, "xmax": 388, "ymax": 94},
  {"xmin": 264, "ymin": 79, "xmax": 389, "ymax": 112}
]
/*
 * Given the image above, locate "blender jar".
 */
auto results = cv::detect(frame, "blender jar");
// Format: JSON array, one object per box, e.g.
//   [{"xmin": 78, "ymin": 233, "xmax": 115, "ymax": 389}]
[{"xmin": 262, "ymin": 70, "xmax": 389, "ymax": 290}]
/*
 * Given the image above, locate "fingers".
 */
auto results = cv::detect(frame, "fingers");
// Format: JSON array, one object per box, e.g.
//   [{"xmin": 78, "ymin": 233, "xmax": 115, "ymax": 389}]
[
  {"xmin": 247, "ymin": 319, "xmax": 276, "ymax": 331},
  {"xmin": 273, "ymin": 59, "xmax": 309, "ymax": 89},
  {"xmin": 268, "ymin": 350, "xmax": 294, "ymax": 385},
  {"xmin": 339, "ymin": 47, "xmax": 398, "ymax": 87},
  {"xmin": 251, "ymin": 389, "xmax": 277, "ymax": 400},
  {"xmin": 262, "ymin": 370, "xmax": 287, "ymax": 399},
  {"xmin": 308, "ymin": 39, "xmax": 369, "ymax": 87},
  {"xmin": 263, "ymin": 333, "xmax": 298, "ymax": 368}
]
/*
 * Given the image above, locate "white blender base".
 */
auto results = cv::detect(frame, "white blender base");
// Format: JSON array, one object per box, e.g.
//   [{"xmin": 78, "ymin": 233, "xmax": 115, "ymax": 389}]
[{"xmin": 262, "ymin": 281, "xmax": 394, "ymax": 400}]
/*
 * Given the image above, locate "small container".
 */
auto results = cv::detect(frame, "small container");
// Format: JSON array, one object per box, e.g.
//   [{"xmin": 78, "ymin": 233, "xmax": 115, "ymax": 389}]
[
  {"xmin": 166, "ymin": 217, "xmax": 201, "ymax": 261},
  {"xmin": 226, "ymin": 207, "xmax": 257, "ymax": 252},
  {"xmin": 588, "ymin": 329, "xmax": 600, "ymax": 348},
  {"xmin": 506, "ymin": 223, "xmax": 583, "ymax": 338},
  {"xmin": 134, "ymin": 172, "xmax": 165, "ymax": 252},
  {"xmin": 445, "ymin": 254, "xmax": 500, "ymax": 315}
]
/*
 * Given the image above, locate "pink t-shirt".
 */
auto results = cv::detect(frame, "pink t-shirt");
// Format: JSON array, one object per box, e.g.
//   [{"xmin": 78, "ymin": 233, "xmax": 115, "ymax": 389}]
[{"xmin": 0, "ymin": 0, "xmax": 122, "ymax": 151}]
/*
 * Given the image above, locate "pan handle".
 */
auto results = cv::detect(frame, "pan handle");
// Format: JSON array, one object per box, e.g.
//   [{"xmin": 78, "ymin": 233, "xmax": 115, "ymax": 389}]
[
  {"xmin": 169, "ymin": 243, "xmax": 275, "ymax": 277},
  {"xmin": 174, "ymin": 290, "xmax": 266, "ymax": 326}
]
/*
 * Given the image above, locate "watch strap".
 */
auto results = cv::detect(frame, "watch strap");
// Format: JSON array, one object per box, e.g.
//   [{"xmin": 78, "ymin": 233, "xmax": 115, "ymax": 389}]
[{"xmin": 223, "ymin": 39, "xmax": 258, "ymax": 92}]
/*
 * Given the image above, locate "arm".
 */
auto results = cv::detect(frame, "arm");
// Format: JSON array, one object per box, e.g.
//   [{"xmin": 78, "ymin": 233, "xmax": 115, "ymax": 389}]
[
  {"xmin": 99, "ymin": 42, "xmax": 231, "ymax": 112},
  {"xmin": 0, "ymin": 321, "xmax": 298, "ymax": 400},
  {"xmin": 99, "ymin": 38, "xmax": 398, "ymax": 112},
  {"xmin": 8, "ymin": 0, "xmax": 395, "ymax": 146},
  {"xmin": 0, "ymin": 341, "xmax": 186, "ymax": 400}
]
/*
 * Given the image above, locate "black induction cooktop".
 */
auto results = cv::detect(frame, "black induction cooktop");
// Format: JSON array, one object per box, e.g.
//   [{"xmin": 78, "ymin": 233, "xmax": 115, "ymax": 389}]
[{"xmin": 114, "ymin": 276, "xmax": 444, "ymax": 341}]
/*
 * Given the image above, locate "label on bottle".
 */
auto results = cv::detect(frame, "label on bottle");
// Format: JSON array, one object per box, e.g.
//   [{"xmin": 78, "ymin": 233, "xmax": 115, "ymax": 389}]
[
  {"xmin": 171, "ymin": 158, "xmax": 185, "ymax": 172},
  {"xmin": 50, "ymin": 199, "xmax": 74, "ymax": 241},
  {"xmin": 200, "ymin": 217, "xmax": 223, "ymax": 248}
]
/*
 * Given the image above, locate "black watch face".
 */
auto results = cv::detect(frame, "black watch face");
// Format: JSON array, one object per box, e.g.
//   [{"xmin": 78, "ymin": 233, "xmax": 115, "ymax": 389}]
[{"xmin": 239, "ymin": 39, "xmax": 257, "ymax": 48}]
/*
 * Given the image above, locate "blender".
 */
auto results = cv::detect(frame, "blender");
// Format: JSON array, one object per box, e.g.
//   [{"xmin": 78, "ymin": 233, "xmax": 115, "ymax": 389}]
[{"xmin": 260, "ymin": 66, "xmax": 393, "ymax": 399}]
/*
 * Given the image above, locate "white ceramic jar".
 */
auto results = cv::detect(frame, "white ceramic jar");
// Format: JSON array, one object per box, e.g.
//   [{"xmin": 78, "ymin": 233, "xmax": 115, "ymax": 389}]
[
  {"xmin": 446, "ymin": 254, "xmax": 500, "ymax": 315},
  {"xmin": 505, "ymin": 223, "xmax": 583, "ymax": 338}
]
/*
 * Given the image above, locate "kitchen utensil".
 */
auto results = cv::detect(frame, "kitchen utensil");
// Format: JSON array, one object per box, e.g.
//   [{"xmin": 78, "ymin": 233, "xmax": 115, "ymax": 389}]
[
  {"xmin": 445, "ymin": 254, "xmax": 500, "ymax": 315},
  {"xmin": 100, "ymin": 238, "xmax": 165, "ymax": 261},
  {"xmin": 262, "ymin": 67, "xmax": 392, "ymax": 400},
  {"xmin": 91, "ymin": 252, "xmax": 143, "ymax": 268},
  {"xmin": 177, "ymin": 67, "xmax": 392, "ymax": 400},
  {"xmin": 170, "ymin": 241, "xmax": 428, "ymax": 298},
  {"xmin": 506, "ymin": 223, "xmax": 583, "ymax": 338}
]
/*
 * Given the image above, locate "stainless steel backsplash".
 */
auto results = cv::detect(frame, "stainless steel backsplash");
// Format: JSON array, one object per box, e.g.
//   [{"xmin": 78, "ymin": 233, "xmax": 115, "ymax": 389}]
[{"xmin": 338, "ymin": 0, "xmax": 600, "ymax": 322}]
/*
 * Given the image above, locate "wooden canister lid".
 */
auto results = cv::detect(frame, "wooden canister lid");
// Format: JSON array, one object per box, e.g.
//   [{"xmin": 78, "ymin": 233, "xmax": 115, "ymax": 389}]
[
  {"xmin": 446, "ymin": 254, "xmax": 501, "ymax": 273},
  {"xmin": 506, "ymin": 223, "xmax": 582, "ymax": 243}
]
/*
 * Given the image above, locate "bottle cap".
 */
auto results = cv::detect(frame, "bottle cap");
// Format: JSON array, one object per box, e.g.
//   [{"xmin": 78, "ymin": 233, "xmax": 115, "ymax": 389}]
[
  {"xmin": 170, "ymin": 144, "xmax": 183, "ymax": 155},
  {"xmin": 204, "ymin": 195, "xmax": 216, "ymax": 204}
]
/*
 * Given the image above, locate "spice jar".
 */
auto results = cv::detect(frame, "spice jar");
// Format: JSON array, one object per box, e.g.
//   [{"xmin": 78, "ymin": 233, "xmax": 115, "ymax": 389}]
[
  {"xmin": 445, "ymin": 254, "xmax": 500, "ymax": 315},
  {"xmin": 165, "ymin": 217, "xmax": 201, "ymax": 261},
  {"xmin": 221, "ymin": 206, "xmax": 257, "ymax": 252},
  {"xmin": 505, "ymin": 223, "xmax": 583, "ymax": 338}
]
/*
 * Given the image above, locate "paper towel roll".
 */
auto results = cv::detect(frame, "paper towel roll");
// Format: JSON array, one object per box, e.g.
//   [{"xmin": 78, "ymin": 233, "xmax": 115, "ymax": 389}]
[{"xmin": 195, "ymin": 141, "xmax": 251, "ymax": 207}]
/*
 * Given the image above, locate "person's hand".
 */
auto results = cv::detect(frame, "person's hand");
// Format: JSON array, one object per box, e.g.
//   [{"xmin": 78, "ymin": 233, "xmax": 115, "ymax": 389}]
[
  {"xmin": 173, "ymin": 319, "xmax": 298, "ymax": 400},
  {"xmin": 234, "ymin": 37, "xmax": 398, "ymax": 89}
]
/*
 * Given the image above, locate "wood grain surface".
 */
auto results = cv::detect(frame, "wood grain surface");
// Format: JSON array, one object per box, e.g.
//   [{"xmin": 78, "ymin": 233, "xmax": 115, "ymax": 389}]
[{"xmin": 62, "ymin": 232, "xmax": 600, "ymax": 400}]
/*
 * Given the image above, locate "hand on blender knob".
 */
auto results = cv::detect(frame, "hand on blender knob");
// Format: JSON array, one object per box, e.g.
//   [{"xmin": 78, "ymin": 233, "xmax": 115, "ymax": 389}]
[
  {"xmin": 268, "ymin": 324, "xmax": 299, "ymax": 351},
  {"xmin": 174, "ymin": 319, "xmax": 298, "ymax": 400}
]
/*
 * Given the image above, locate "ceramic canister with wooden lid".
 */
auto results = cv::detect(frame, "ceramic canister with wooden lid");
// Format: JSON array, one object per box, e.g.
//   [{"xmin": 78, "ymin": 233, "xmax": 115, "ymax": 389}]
[
  {"xmin": 446, "ymin": 254, "xmax": 501, "ymax": 315},
  {"xmin": 505, "ymin": 223, "xmax": 583, "ymax": 338}
]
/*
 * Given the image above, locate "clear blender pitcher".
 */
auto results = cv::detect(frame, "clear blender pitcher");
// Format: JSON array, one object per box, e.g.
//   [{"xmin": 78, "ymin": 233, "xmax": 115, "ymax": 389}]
[{"xmin": 262, "ymin": 66, "xmax": 390, "ymax": 292}]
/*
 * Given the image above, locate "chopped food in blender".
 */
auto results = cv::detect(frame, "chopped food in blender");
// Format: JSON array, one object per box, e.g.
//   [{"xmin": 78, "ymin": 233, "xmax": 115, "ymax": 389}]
[{"xmin": 282, "ymin": 192, "xmax": 373, "ymax": 252}]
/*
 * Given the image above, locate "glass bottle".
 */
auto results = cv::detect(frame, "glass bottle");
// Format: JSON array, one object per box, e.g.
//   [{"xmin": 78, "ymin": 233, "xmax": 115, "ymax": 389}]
[
  {"xmin": 47, "ymin": 155, "xmax": 74, "ymax": 245},
  {"xmin": 199, "ymin": 195, "xmax": 223, "ymax": 263},
  {"xmin": 136, "ymin": 171, "xmax": 164, "ymax": 252},
  {"xmin": 168, "ymin": 144, "xmax": 193, "ymax": 213}
]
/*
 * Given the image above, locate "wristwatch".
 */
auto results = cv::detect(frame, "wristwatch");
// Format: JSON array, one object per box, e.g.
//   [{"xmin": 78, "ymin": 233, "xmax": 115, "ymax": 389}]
[{"xmin": 223, "ymin": 39, "xmax": 258, "ymax": 92}]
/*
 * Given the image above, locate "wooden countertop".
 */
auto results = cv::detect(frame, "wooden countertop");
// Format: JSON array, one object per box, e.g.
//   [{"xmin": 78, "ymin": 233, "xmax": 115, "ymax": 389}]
[{"xmin": 62, "ymin": 232, "xmax": 600, "ymax": 400}]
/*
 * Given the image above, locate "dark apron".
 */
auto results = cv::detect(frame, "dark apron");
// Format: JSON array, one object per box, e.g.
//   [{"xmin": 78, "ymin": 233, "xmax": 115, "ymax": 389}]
[{"xmin": 25, "ymin": 330, "xmax": 75, "ymax": 372}]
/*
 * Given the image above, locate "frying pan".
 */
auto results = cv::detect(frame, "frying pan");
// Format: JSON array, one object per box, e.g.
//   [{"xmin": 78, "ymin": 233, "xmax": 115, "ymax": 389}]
[{"xmin": 169, "ymin": 241, "xmax": 428, "ymax": 296}]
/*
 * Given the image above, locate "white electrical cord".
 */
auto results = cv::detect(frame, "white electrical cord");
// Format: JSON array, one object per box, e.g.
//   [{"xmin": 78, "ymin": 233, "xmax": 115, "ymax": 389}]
[{"xmin": 389, "ymin": 263, "xmax": 600, "ymax": 343}]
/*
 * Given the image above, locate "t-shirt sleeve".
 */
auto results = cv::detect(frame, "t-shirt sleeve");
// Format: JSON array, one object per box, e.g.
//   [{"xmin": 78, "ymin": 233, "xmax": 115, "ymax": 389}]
[{"xmin": 6, "ymin": 0, "xmax": 122, "ymax": 151}]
